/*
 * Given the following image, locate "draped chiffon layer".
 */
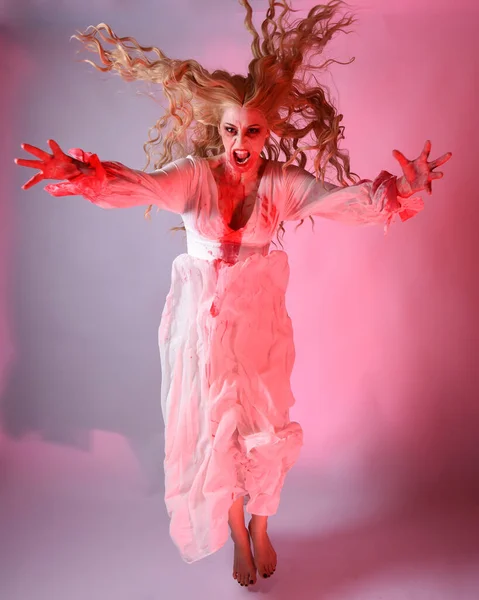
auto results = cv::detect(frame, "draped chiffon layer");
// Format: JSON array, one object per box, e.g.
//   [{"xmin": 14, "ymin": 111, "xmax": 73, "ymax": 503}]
[{"xmin": 159, "ymin": 250, "xmax": 303, "ymax": 563}]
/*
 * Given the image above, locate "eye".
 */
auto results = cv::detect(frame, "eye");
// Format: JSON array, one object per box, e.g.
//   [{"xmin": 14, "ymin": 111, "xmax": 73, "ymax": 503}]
[
  {"xmin": 225, "ymin": 126, "xmax": 236, "ymax": 134},
  {"xmin": 248, "ymin": 127, "xmax": 260, "ymax": 135}
]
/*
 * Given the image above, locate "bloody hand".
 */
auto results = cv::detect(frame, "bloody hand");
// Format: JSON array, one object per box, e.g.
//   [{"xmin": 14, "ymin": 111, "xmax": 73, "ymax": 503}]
[
  {"xmin": 393, "ymin": 140, "xmax": 452, "ymax": 198},
  {"xmin": 15, "ymin": 139, "xmax": 88, "ymax": 190}
]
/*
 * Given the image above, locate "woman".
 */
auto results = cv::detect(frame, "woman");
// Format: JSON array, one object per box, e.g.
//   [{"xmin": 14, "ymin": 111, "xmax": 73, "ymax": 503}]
[{"xmin": 15, "ymin": 0, "xmax": 451, "ymax": 587}]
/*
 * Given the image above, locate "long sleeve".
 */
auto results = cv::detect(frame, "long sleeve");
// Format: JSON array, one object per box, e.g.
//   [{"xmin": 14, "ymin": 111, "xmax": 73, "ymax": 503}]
[
  {"xmin": 282, "ymin": 165, "xmax": 424, "ymax": 233},
  {"xmin": 44, "ymin": 149, "xmax": 196, "ymax": 215}
]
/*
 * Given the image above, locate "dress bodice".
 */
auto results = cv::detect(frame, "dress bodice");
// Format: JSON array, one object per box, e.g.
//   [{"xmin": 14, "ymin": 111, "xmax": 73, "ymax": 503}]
[{"xmin": 181, "ymin": 157, "xmax": 284, "ymax": 263}]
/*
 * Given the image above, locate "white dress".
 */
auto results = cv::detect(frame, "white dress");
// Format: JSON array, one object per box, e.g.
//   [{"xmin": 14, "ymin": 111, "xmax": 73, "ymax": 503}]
[{"xmin": 45, "ymin": 151, "xmax": 424, "ymax": 563}]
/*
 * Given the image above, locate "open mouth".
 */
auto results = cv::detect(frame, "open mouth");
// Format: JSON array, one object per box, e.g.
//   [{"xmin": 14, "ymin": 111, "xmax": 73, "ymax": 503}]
[{"xmin": 233, "ymin": 150, "xmax": 251, "ymax": 165}]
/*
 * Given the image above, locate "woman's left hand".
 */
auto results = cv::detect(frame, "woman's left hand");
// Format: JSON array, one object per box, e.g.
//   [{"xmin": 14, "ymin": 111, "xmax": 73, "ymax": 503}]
[{"xmin": 393, "ymin": 140, "xmax": 452, "ymax": 198}]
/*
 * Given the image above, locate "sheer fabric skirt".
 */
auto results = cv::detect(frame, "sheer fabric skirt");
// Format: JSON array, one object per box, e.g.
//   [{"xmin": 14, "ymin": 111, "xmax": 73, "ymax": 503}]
[{"xmin": 159, "ymin": 250, "xmax": 303, "ymax": 563}]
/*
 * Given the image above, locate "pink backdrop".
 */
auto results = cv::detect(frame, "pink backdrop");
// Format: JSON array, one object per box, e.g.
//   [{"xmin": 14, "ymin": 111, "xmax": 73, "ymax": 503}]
[{"xmin": 285, "ymin": 3, "xmax": 479, "ymax": 503}]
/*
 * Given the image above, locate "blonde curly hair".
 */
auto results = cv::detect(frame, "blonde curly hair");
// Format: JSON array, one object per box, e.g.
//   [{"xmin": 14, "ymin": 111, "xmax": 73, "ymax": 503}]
[{"xmin": 74, "ymin": 0, "xmax": 360, "ymax": 242}]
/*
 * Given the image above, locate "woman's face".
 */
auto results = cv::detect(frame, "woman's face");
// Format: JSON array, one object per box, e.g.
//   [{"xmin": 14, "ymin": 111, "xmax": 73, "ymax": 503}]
[{"xmin": 219, "ymin": 105, "xmax": 269, "ymax": 176}]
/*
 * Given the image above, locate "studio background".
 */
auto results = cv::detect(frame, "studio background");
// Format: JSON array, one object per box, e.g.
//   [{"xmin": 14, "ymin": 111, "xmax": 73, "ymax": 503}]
[{"xmin": 1, "ymin": 1, "xmax": 478, "ymax": 599}]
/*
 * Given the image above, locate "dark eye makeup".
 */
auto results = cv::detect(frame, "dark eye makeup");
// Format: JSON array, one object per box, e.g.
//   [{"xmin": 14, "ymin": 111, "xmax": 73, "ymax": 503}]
[{"xmin": 224, "ymin": 125, "xmax": 261, "ymax": 135}]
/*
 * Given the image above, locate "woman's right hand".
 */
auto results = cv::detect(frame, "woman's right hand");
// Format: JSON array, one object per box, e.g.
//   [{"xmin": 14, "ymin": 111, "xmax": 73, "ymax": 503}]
[{"xmin": 15, "ymin": 139, "xmax": 86, "ymax": 191}]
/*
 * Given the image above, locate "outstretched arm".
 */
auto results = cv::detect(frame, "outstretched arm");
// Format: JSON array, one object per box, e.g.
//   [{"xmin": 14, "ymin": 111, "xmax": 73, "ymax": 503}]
[
  {"xmin": 15, "ymin": 140, "xmax": 194, "ymax": 214},
  {"xmin": 282, "ymin": 141, "xmax": 452, "ymax": 233}
]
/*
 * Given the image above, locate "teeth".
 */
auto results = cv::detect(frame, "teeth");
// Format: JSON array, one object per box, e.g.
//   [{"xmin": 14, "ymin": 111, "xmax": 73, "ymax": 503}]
[{"xmin": 233, "ymin": 150, "xmax": 251, "ymax": 165}]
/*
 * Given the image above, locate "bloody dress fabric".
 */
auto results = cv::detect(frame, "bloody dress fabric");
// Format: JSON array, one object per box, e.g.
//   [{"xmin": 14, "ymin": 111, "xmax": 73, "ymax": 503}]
[{"xmin": 45, "ymin": 151, "xmax": 424, "ymax": 563}]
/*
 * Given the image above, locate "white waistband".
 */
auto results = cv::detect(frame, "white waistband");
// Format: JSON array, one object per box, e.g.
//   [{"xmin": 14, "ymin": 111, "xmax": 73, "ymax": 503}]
[{"xmin": 186, "ymin": 236, "xmax": 270, "ymax": 263}]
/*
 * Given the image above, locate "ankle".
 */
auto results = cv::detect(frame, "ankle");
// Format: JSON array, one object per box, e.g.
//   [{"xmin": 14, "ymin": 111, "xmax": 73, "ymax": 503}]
[{"xmin": 249, "ymin": 517, "xmax": 268, "ymax": 533}]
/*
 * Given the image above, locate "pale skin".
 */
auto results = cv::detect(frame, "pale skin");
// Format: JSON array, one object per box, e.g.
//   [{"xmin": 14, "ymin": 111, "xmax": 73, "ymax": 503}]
[{"xmin": 15, "ymin": 105, "xmax": 452, "ymax": 587}]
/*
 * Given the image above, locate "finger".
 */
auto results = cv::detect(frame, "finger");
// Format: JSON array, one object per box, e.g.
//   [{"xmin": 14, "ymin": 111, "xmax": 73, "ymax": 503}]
[
  {"xmin": 392, "ymin": 149, "xmax": 409, "ymax": 167},
  {"xmin": 426, "ymin": 181, "xmax": 432, "ymax": 195},
  {"xmin": 429, "ymin": 152, "xmax": 452, "ymax": 169},
  {"xmin": 68, "ymin": 148, "xmax": 85, "ymax": 161},
  {"xmin": 48, "ymin": 139, "xmax": 64, "ymax": 156},
  {"xmin": 15, "ymin": 158, "xmax": 43, "ymax": 169},
  {"xmin": 430, "ymin": 171, "xmax": 443, "ymax": 180},
  {"xmin": 421, "ymin": 140, "xmax": 432, "ymax": 159},
  {"xmin": 22, "ymin": 172, "xmax": 44, "ymax": 190},
  {"xmin": 21, "ymin": 143, "xmax": 50, "ymax": 160},
  {"xmin": 44, "ymin": 182, "xmax": 75, "ymax": 196}
]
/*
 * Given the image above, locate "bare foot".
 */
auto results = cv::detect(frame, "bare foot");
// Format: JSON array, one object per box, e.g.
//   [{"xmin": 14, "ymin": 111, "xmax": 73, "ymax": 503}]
[
  {"xmin": 232, "ymin": 528, "xmax": 257, "ymax": 587},
  {"xmin": 248, "ymin": 519, "xmax": 277, "ymax": 578}
]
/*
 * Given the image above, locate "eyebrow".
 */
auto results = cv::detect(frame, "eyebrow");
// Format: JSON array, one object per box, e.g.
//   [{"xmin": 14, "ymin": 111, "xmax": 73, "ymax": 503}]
[{"xmin": 224, "ymin": 122, "xmax": 261, "ymax": 128}]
